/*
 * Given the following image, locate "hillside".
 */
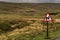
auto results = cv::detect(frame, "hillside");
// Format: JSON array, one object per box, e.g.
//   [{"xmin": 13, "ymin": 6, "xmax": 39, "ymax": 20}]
[
  {"xmin": 0, "ymin": 2, "xmax": 60, "ymax": 17},
  {"xmin": 0, "ymin": 2, "xmax": 60, "ymax": 40}
]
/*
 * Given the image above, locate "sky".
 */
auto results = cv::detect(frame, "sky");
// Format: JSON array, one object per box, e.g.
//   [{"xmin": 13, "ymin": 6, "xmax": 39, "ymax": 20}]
[{"xmin": 0, "ymin": 0, "xmax": 60, "ymax": 3}]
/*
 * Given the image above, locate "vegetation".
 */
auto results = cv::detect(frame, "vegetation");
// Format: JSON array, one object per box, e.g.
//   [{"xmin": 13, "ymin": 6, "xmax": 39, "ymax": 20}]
[
  {"xmin": 0, "ymin": 2, "xmax": 60, "ymax": 18},
  {"xmin": 15, "ymin": 21, "xmax": 30, "ymax": 29},
  {"xmin": 0, "ymin": 21, "xmax": 12, "ymax": 32},
  {"xmin": 0, "ymin": 2, "xmax": 60, "ymax": 40}
]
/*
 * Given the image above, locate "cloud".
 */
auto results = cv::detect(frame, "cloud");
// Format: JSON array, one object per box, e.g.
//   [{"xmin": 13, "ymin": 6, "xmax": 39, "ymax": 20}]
[
  {"xmin": 0, "ymin": 0, "xmax": 60, "ymax": 3},
  {"xmin": 0, "ymin": 0, "xmax": 39, "ymax": 3}
]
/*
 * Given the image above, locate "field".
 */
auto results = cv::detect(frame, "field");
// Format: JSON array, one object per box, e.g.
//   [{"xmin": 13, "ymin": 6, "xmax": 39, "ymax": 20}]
[{"xmin": 0, "ymin": 2, "xmax": 60, "ymax": 40}]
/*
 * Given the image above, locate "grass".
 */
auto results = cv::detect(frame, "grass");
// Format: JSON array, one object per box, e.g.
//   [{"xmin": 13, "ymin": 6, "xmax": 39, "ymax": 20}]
[
  {"xmin": 33, "ymin": 31, "xmax": 60, "ymax": 40},
  {"xmin": 0, "ymin": 2, "xmax": 60, "ymax": 40},
  {"xmin": 4, "ymin": 30, "xmax": 60, "ymax": 40},
  {"xmin": 0, "ymin": 2, "xmax": 60, "ymax": 19},
  {"xmin": 0, "ymin": 14, "xmax": 59, "ymax": 40}
]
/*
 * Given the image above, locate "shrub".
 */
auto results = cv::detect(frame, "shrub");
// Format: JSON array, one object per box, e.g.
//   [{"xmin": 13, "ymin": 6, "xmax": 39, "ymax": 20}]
[
  {"xmin": 0, "ymin": 21, "xmax": 14, "ymax": 32},
  {"xmin": 30, "ymin": 20, "xmax": 36, "ymax": 23},
  {"xmin": 16, "ymin": 21, "xmax": 30, "ymax": 29},
  {"xmin": 8, "ymin": 20, "xmax": 19, "ymax": 25}
]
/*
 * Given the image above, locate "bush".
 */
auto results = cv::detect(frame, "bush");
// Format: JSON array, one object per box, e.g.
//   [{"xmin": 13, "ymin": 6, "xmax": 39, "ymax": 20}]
[
  {"xmin": 30, "ymin": 20, "xmax": 36, "ymax": 23},
  {"xmin": 8, "ymin": 20, "xmax": 19, "ymax": 25},
  {"xmin": 0, "ymin": 21, "xmax": 14, "ymax": 32},
  {"xmin": 16, "ymin": 21, "xmax": 30, "ymax": 29}
]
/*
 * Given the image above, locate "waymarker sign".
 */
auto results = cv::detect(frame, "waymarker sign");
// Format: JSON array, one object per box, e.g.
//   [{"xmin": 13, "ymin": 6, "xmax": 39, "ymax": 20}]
[
  {"xmin": 43, "ymin": 13, "xmax": 53, "ymax": 22},
  {"xmin": 43, "ymin": 12, "xmax": 53, "ymax": 39}
]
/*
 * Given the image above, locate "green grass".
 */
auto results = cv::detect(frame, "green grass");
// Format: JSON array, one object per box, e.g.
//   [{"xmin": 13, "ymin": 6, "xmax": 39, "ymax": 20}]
[{"xmin": 4, "ymin": 30, "xmax": 60, "ymax": 40}]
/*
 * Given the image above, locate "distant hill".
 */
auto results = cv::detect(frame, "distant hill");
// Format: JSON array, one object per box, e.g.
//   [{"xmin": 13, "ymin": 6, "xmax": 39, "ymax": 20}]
[{"xmin": 0, "ymin": 1, "xmax": 60, "ymax": 16}]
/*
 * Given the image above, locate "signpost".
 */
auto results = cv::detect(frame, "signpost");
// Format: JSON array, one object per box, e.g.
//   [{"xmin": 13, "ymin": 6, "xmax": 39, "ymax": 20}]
[{"xmin": 43, "ymin": 12, "xmax": 53, "ymax": 39}]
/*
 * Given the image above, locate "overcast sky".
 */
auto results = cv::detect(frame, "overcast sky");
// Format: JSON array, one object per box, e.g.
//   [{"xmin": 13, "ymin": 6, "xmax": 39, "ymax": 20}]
[{"xmin": 0, "ymin": 0, "xmax": 60, "ymax": 3}]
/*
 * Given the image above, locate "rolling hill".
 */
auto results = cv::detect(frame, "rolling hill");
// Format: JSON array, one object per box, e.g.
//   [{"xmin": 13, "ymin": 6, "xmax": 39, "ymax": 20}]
[
  {"xmin": 0, "ymin": 2, "xmax": 60, "ymax": 40},
  {"xmin": 0, "ymin": 2, "xmax": 60, "ymax": 15}
]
